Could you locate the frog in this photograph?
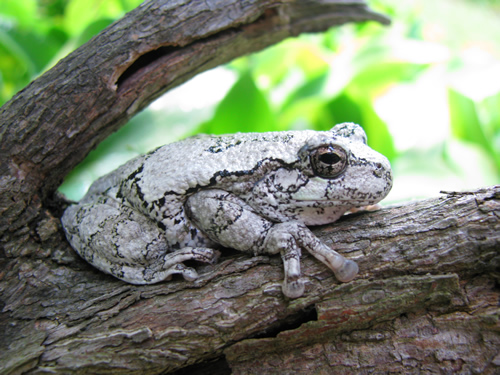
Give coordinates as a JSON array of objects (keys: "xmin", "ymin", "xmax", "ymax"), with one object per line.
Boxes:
[{"xmin": 61, "ymin": 122, "xmax": 393, "ymax": 298}]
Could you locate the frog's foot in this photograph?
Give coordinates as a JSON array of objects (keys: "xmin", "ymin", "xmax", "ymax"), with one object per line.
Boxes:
[
  {"xmin": 333, "ymin": 259, "xmax": 358, "ymax": 282},
  {"xmin": 282, "ymin": 247, "xmax": 305, "ymax": 299},
  {"xmin": 267, "ymin": 222, "xmax": 359, "ymax": 287},
  {"xmin": 141, "ymin": 247, "xmax": 219, "ymax": 284},
  {"xmin": 266, "ymin": 224, "xmax": 305, "ymax": 298},
  {"xmin": 147, "ymin": 263, "xmax": 199, "ymax": 282},
  {"xmin": 164, "ymin": 247, "xmax": 219, "ymax": 266}
]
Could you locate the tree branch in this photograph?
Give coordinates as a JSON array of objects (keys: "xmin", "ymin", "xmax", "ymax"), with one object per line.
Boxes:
[{"xmin": 1, "ymin": 186, "xmax": 498, "ymax": 374}]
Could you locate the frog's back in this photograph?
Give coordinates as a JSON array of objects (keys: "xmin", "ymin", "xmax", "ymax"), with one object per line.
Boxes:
[
  {"xmin": 145, "ymin": 132, "xmax": 307, "ymax": 190},
  {"xmin": 84, "ymin": 130, "xmax": 316, "ymax": 204}
]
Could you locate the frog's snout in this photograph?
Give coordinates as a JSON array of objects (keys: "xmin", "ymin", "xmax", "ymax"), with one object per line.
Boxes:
[
  {"xmin": 334, "ymin": 259, "xmax": 359, "ymax": 283},
  {"xmin": 371, "ymin": 157, "xmax": 393, "ymax": 193}
]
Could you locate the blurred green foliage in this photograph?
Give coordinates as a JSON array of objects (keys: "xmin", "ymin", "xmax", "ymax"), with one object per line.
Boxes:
[
  {"xmin": 1, "ymin": 0, "xmax": 499, "ymax": 201},
  {"xmin": 0, "ymin": 0, "xmax": 142, "ymax": 104}
]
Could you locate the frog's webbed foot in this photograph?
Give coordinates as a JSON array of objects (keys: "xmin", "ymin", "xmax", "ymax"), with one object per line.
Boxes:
[
  {"xmin": 143, "ymin": 246, "xmax": 219, "ymax": 284},
  {"xmin": 110, "ymin": 247, "xmax": 220, "ymax": 284},
  {"xmin": 146, "ymin": 263, "xmax": 199, "ymax": 283},
  {"xmin": 146, "ymin": 247, "xmax": 220, "ymax": 283},
  {"xmin": 293, "ymin": 223, "xmax": 359, "ymax": 283}
]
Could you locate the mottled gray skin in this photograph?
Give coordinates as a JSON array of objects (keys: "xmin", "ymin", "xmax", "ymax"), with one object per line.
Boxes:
[{"xmin": 62, "ymin": 123, "xmax": 392, "ymax": 298}]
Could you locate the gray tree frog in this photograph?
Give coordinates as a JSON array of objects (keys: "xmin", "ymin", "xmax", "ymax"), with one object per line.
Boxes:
[{"xmin": 62, "ymin": 123, "xmax": 392, "ymax": 298}]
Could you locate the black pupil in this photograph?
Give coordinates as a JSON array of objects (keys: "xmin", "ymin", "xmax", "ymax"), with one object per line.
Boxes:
[{"xmin": 319, "ymin": 152, "xmax": 340, "ymax": 165}]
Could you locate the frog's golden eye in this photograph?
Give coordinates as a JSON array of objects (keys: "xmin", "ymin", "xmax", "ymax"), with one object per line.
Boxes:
[{"xmin": 310, "ymin": 145, "xmax": 348, "ymax": 178}]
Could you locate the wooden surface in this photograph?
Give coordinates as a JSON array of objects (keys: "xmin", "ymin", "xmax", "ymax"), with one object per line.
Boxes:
[
  {"xmin": 1, "ymin": 186, "xmax": 498, "ymax": 374},
  {"xmin": 1, "ymin": 0, "xmax": 498, "ymax": 374}
]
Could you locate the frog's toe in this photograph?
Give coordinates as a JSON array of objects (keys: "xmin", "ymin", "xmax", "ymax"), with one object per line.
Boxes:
[
  {"xmin": 334, "ymin": 259, "xmax": 359, "ymax": 282},
  {"xmin": 283, "ymin": 278, "xmax": 305, "ymax": 299},
  {"xmin": 176, "ymin": 264, "xmax": 199, "ymax": 281},
  {"xmin": 161, "ymin": 263, "xmax": 198, "ymax": 281},
  {"xmin": 140, "ymin": 262, "xmax": 199, "ymax": 284}
]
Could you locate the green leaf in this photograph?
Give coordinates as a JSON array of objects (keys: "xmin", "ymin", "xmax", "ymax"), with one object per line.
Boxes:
[
  {"xmin": 63, "ymin": 0, "xmax": 140, "ymax": 37},
  {"xmin": 443, "ymin": 139, "xmax": 499, "ymax": 184},
  {"xmin": 359, "ymin": 97, "xmax": 396, "ymax": 161},
  {"xmin": 75, "ymin": 18, "xmax": 114, "ymax": 46},
  {"xmin": 278, "ymin": 97, "xmax": 330, "ymax": 131},
  {"xmin": 1, "ymin": 27, "xmax": 64, "ymax": 72},
  {"xmin": 324, "ymin": 93, "xmax": 363, "ymax": 125},
  {"xmin": 281, "ymin": 73, "xmax": 329, "ymax": 108},
  {"xmin": 0, "ymin": 27, "xmax": 35, "ymax": 75},
  {"xmin": 196, "ymin": 73, "xmax": 277, "ymax": 134},
  {"xmin": 245, "ymin": 38, "xmax": 329, "ymax": 89},
  {"xmin": 349, "ymin": 61, "xmax": 426, "ymax": 98},
  {"xmin": 324, "ymin": 92, "xmax": 396, "ymax": 160},
  {"xmin": 0, "ymin": 0, "xmax": 37, "ymax": 30},
  {"xmin": 64, "ymin": 0, "xmax": 102, "ymax": 36},
  {"xmin": 447, "ymin": 88, "xmax": 499, "ymax": 169}
]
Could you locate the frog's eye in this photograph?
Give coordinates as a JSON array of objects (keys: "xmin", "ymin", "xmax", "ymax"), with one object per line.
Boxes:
[{"xmin": 310, "ymin": 145, "xmax": 348, "ymax": 178}]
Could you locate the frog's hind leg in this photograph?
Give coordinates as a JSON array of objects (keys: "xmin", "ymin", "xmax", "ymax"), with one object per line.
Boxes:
[{"xmin": 61, "ymin": 197, "xmax": 218, "ymax": 285}]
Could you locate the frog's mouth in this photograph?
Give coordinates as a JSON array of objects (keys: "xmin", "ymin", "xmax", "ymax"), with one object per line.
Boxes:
[
  {"xmin": 291, "ymin": 179, "xmax": 392, "ymax": 206},
  {"xmin": 288, "ymin": 197, "xmax": 384, "ymax": 208}
]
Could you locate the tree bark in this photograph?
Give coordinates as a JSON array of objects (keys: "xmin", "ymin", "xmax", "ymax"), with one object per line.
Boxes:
[
  {"xmin": 225, "ymin": 186, "xmax": 500, "ymax": 374},
  {"xmin": 0, "ymin": 0, "xmax": 498, "ymax": 374}
]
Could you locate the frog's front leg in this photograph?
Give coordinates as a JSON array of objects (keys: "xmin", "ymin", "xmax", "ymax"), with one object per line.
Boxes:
[
  {"xmin": 261, "ymin": 222, "xmax": 358, "ymax": 297},
  {"xmin": 61, "ymin": 196, "xmax": 218, "ymax": 284},
  {"xmin": 185, "ymin": 190, "xmax": 358, "ymax": 298},
  {"xmin": 270, "ymin": 222, "xmax": 359, "ymax": 283}
]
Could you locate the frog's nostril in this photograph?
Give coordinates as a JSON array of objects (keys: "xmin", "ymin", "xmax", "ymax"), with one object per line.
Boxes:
[{"xmin": 373, "ymin": 163, "xmax": 384, "ymax": 177}]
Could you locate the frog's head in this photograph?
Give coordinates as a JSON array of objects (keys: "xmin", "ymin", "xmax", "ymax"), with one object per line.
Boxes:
[
  {"xmin": 247, "ymin": 123, "xmax": 392, "ymax": 225},
  {"xmin": 294, "ymin": 122, "xmax": 393, "ymax": 208}
]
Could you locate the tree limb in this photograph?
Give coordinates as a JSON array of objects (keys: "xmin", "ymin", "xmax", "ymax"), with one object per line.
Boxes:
[{"xmin": 1, "ymin": 186, "xmax": 498, "ymax": 374}]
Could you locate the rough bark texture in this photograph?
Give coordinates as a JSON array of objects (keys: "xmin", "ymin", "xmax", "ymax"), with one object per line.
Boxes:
[
  {"xmin": 2, "ymin": 186, "xmax": 499, "ymax": 374},
  {"xmin": 0, "ymin": 0, "xmax": 498, "ymax": 374}
]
